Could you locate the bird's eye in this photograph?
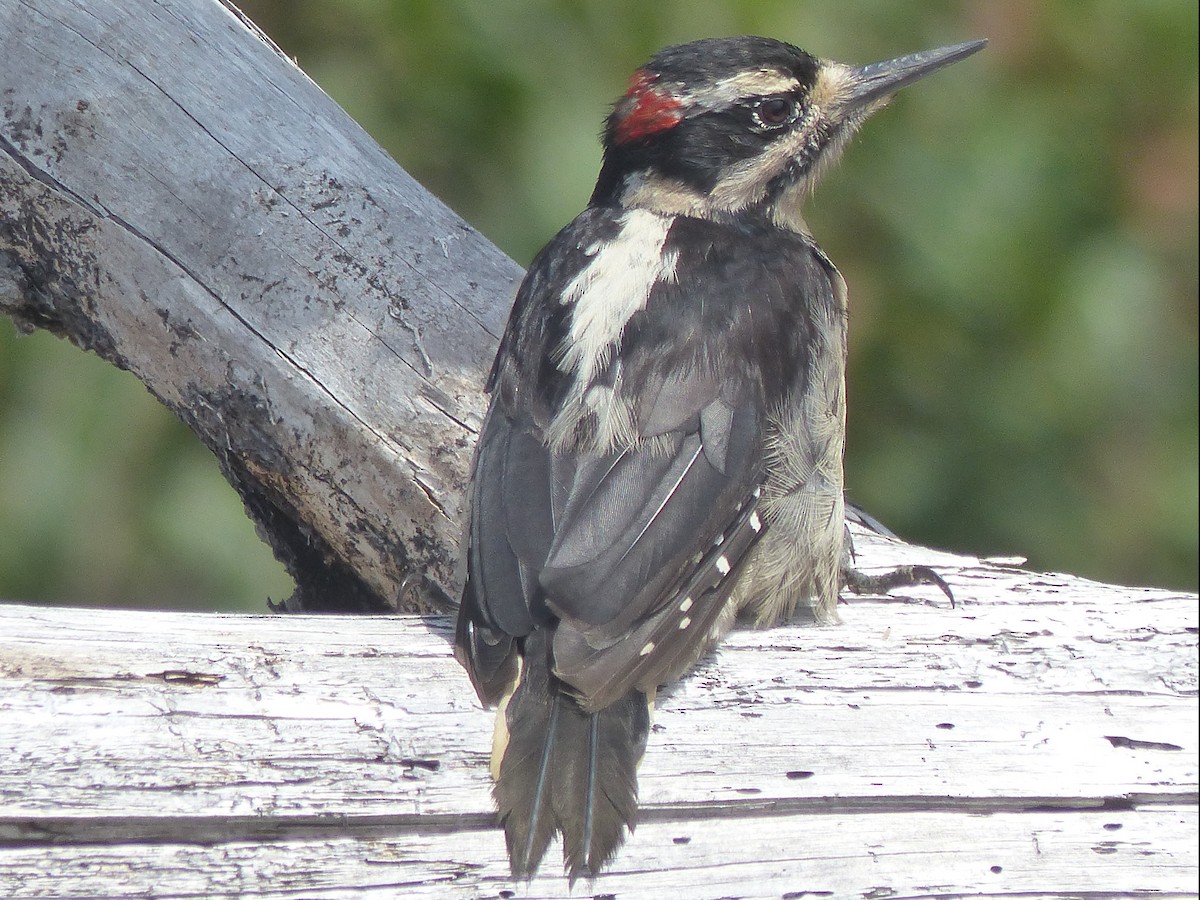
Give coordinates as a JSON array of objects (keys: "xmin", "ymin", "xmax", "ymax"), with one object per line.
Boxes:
[{"xmin": 753, "ymin": 96, "xmax": 796, "ymax": 129}]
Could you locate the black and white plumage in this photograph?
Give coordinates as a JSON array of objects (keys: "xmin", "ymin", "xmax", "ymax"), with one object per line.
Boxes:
[{"xmin": 455, "ymin": 35, "xmax": 985, "ymax": 881}]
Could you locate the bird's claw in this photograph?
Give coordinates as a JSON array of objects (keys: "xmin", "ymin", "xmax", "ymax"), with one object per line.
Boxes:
[{"xmin": 841, "ymin": 564, "xmax": 955, "ymax": 608}]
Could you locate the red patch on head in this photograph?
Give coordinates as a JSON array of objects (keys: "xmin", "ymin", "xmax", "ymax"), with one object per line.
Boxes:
[{"xmin": 614, "ymin": 69, "xmax": 684, "ymax": 144}]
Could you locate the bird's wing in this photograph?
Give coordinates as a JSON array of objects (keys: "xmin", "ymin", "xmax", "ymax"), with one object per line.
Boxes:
[
  {"xmin": 458, "ymin": 210, "xmax": 825, "ymax": 711},
  {"xmin": 541, "ymin": 369, "xmax": 766, "ymax": 711},
  {"xmin": 456, "ymin": 211, "xmax": 621, "ymax": 705},
  {"xmin": 461, "ymin": 364, "xmax": 764, "ymax": 713}
]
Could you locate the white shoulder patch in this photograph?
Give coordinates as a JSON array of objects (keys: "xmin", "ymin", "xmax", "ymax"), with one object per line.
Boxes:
[{"xmin": 558, "ymin": 208, "xmax": 675, "ymax": 386}]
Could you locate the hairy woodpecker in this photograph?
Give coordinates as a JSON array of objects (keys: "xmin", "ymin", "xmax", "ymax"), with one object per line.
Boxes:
[{"xmin": 455, "ymin": 35, "xmax": 985, "ymax": 880}]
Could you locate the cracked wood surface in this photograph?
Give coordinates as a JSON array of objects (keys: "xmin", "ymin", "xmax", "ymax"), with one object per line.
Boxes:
[
  {"xmin": 1, "ymin": 2, "xmax": 1197, "ymax": 896},
  {"xmin": 0, "ymin": 0, "xmax": 522, "ymax": 612},
  {"xmin": 1, "ymin": 529, "xmax": 1196, "ymax": 898}
]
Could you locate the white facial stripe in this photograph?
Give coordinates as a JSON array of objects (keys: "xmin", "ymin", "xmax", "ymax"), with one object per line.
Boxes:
[
  {"xmin": 559, "ymin": 209, "xmax": 676, "ymax": 386},
  {"xmin": 681, "ymin": 68, "xmax": 800, "ymax": 111},
  {"xmin": 708, "ymin": 104, "xmax": 818, "ymax": 211},
  {"xmin": 697, "ymin": 61, "xmax": 868, "ymax": 219}
]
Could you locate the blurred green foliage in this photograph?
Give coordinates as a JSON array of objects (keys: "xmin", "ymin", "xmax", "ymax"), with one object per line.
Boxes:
[{"xmin": 0, "ymin": 0, "xmax": 1195, "ymax": 610}]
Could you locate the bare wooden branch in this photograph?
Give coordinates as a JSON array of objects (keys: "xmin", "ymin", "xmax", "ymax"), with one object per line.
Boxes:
[
  {"xmin": 1, "ymin": 5, "xmax": 1196, "ymax": 894},
  {"xmin": 1, "ymin": 530, "xmax": 1196, "ymax": 897},
  {"xmin": 0, "ymin": 0, "xmax": 522, "ymax": 611}
]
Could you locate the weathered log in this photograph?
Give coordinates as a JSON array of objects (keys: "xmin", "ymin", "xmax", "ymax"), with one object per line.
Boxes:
[
  {"xmin": 2, "ymin": 5, "xmax": 1197, "ymax": 894},
  {"xmin": 1, "ymin": 529, "xmax": 1195, "ymax": 897},
  {"xmin": 0, "ymin": 0, "xmax": 522, "ymax": 612}
]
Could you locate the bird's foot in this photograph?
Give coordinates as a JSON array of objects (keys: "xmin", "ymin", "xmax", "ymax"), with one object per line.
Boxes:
[{"xmin": 841, "ymin": 564, "xmax": 955, "ymax": 608}]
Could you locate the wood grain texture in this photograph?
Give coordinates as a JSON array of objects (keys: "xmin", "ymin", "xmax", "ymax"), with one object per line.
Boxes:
[
  {"xmin": 1, "ymin": 1, "xmax": 1196, "ymax": 895},
  {"xmin": 0, "ymin": 0, "xmax": 522, "ymax": 611},
  {"xmin": 2, "ymin": 528, "xmax": 1195, "ymax": 897}
]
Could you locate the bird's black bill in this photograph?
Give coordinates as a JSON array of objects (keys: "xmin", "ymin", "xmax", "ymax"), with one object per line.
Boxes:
[{"xmin": 845, "ymin": 39, "xmax": 987, "ymax": 110}]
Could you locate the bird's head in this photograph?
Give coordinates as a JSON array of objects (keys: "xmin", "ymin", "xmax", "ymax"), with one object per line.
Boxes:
[{"xmin": 591, "ymin": 36, "xmax": 986, "ymax": 231}]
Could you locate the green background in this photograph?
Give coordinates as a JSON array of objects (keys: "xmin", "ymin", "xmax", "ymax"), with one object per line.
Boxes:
[{"xmin": 1, "ymin": 1, "xmax": 1195, "ymax": 610}]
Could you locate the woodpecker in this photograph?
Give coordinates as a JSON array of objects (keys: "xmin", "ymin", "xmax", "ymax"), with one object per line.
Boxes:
[{"xmin": 455, "ymin": 35, "xmax": 985, "ymax": 880}]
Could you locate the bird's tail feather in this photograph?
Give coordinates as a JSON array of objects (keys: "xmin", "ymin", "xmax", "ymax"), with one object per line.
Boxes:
[{"xmin": 495, "ymin": 630, "xmax": 649, "ymax": 881}]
